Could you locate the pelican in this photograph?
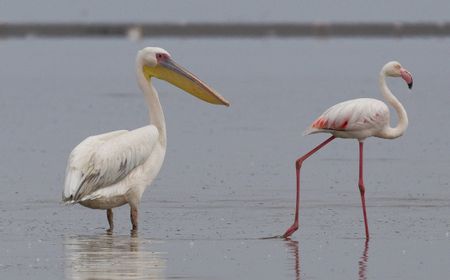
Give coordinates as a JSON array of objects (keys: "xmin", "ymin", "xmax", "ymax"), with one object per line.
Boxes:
[{"xmin": 63, "ymin": 47, "xmax": 229, "ymax": 232}]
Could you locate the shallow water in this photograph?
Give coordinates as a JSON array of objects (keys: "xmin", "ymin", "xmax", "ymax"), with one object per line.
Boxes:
[{"xmin": 1, "ymin": 37, "xmax": 450, "ymax": 279}]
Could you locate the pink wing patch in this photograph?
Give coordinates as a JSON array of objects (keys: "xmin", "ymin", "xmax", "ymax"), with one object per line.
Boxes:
[
  {"xmin": 312, "ymin": 117, "xmax": 328, "ymax": 128},
  {"xmin": 312, "ymin": 117, "xmax": 349, "ymax": 130},
  {"xmin": 306, "ymin": 98, "xmax": 389, "ymax": 135}
]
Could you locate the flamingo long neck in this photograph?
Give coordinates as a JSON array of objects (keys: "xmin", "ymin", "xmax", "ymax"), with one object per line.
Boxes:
[
  {"xmin": 378, "ymin": 71, "xmax": 408, "ymax": 139},
  {"xmin": 137, "ymin": 64, "xmax": 167, "ymax": 147}
]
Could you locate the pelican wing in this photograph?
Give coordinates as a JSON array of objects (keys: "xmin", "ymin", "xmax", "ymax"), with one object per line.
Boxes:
[
  {"xmin": 305, "ymin": 98, "xmax": 389, "ymax": 134},
  {"xmin": 63, "ymin": 126, "xmax": 159, "ymax": 202}
]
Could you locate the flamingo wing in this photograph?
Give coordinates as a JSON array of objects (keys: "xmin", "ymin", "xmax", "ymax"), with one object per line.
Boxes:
[
  {"xmin": 305, "ymin": 98, "xmax": 389, "ymax": 135},
  {"xmin": 63, "ymin": 125, "xmax": 159, "ymax": 202}
]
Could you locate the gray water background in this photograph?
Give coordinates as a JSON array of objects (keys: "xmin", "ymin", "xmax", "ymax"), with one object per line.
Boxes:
[
  {"xmin": 1, "ymin": 36, "xmax": 449, "ymax": 280},
  {"xmin": 1, "ymin": 1, "xmax": 450, "ymax": 279}
]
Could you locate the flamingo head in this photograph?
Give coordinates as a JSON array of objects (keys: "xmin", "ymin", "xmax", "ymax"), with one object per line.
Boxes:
[
  {"xmin": 137, "ymin": 47, "xmax": 230, "ymax": 106},
  {"xmin": 382, "ymin": 61, "xmax": 413, "ymax": 89}
]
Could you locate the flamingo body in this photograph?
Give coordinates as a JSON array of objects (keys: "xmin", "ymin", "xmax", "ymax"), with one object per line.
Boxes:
[{"xmin": 305, "ymin": 98, "xmax": 390, "ymax": 140}]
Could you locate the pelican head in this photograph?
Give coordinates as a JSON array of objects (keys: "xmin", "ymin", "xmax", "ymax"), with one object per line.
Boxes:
[
  {"xmin": 137, "ymin": 47, "xmax": 230, "ymax": 106},
  {"xmin": 382, "ymin": 61, "xmax": 413, "ymax": 89}
]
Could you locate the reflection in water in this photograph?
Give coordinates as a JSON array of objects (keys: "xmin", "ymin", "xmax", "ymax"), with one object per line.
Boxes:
[
  {"xmin": 64, "ymin": 233, "xmax": 166, "ymax": 280},
  {"xmin": 285, "ymin": 239, "xmax": 301, "ymax": 280},
  {"xmin": 358, "ymin": 240, "xmax": 369, "ymax": 280},
  {"xmin": 284, "ymin": 239, "xmax": 368, "ymax": 280}
]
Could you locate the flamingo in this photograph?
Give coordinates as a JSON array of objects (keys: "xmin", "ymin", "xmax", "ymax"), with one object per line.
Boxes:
[
  {"xmin": 62, "ymin": 47, "xmax": 229, "ymax": 232},
  {"xmin": 283, "ymin": 61, "xmax": 413, "ymax": 239}
]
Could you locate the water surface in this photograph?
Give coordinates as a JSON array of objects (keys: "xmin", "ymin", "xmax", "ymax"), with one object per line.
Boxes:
[{"xmin": 0, "ymin": 37, "xmax": 450, "ymax": 279}]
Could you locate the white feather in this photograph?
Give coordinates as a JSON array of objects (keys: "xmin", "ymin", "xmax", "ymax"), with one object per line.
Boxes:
[
  {"xmin": 63, "ymin": 126, "xmax": 159, "ymax": 202},
  {"xmin": 304, "ymin": 98, "xmax": 390, "ymax": 139}
]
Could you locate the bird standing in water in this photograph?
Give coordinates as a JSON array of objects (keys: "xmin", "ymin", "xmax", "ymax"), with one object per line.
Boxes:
[
  {"xmin": 63, "ymin": 47, "xmax": 229, "ymax": 232},
  {"xmin": 283, "ymin": 61, "xmax": 413, "ymax": 239}
]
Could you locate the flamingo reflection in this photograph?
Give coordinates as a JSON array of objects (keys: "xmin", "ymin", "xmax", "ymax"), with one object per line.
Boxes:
[
  {"xmin": 358, "ymin": 240, "xmax": 369, "ymax": 280},
  {"xmin": 285, "ymin": 239, "xmax": 301, "ymax": 280}
]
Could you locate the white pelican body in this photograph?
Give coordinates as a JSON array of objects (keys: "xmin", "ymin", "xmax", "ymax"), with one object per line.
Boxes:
[
  {"xmin": 66, "ymin": 126, "xmax": 163, "ymax": 210},
  {"xmin": 283, "ymin": 61, "xmax": 413, "ymax": 239},
  {"xmin": 63, "ymin": 47, "xmax": 229, "ymax": 231}
]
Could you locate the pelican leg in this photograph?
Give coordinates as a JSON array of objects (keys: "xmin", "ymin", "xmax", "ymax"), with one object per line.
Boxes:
[
  {"xmin": 130, "ymin": 206, "xmax": 138, "ymax": 231},
  {"xmin": 107, "ymin": 209, "xmax": 114, "ymax": 232},
  {"xmin": 283, "ymin": 136, "xmax": 335, "ymax": 238},
  {"xmin": 358, "ymin": 141, "xmax": 370, "ymax": 240}
]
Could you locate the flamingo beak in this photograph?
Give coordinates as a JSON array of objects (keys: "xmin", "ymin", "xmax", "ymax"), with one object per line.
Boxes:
[
  {"xmin": 400, "ymin": 68, "xmax": 413, "ymax": 90},
  {"xmin": 143, "ymin": 58, "xmax": 230, "ymax": 106}
]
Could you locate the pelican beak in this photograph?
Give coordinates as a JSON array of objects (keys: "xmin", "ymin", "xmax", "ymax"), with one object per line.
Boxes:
[
  {"xmin": 400, "ymin": 68, "xmax": 413, "ymax": 90},
  {"xmin": 143, "ymin": 58, "xmax": 230, "ymax": 106}
]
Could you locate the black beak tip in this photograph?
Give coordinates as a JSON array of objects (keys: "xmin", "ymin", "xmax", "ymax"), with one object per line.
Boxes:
[{"xmin": 408, "ymin": 82, "xmax": 413, "ymax": 89}]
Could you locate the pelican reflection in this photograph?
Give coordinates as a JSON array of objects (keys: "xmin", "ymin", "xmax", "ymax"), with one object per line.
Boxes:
[{"xmin": 64, "ymin": 233, "xmax": 165, "ymax": 280}]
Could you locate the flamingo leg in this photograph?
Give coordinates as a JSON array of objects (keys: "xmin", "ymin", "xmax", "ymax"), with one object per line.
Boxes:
[
  {"xmin": 283, "ymin": 136, "xmax": 335, "ymax": 238},
  {"xmin": 358, "ymin": 141, "xmax": 370, "ymax": 240},
  {"xmin": 107, "ymin": 209, "xmax": 114, "ymax": 232}
]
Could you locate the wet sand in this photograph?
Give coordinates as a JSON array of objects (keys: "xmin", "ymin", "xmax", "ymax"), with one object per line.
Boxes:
[{"xmin": 1, "ymin": 38, "xmax": 450, "ymax": 279}]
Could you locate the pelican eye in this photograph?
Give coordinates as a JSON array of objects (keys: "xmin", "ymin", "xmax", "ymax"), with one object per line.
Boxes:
[{"xmin": 156, "ymin": 53, "xmax": 168, "ymax": 61}]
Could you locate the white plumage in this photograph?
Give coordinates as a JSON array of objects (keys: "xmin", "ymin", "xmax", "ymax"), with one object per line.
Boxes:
[
  {"xmin": 62, "ymin": 47, "xmax": 229, "ymax": 231},
  {"xmin": 282, "ymin": 61, "xmax": 413, "ymax": 239},
  {"xmin": 305, "ymin": 98, "xmax": 390, "ymax": 139},
  {"xmin": 302, "ymin": 61, "xmax": 413, "ymax": 141},
  {"xmin": 64, "ymin": 126, "xmax": 159, "ymax": 204}
]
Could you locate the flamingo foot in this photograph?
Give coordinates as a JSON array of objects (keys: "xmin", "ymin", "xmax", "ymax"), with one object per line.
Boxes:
[{"xmin": 283, "ymin": 222, "xmax": 298, "ymax": 238}]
